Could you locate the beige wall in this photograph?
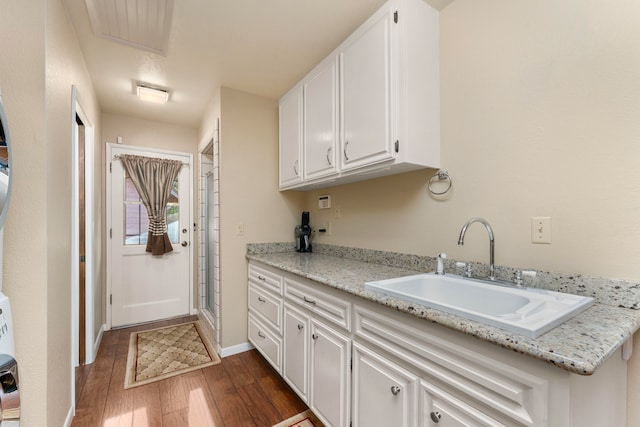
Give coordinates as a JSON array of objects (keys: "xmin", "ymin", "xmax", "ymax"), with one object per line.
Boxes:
[
  {"xmin": 302, "ymin": 0, "xmax": 640, "ymax": 423},
  {"xmin": 0, "ymin": 2, "xmax": 47, "ymax": 426},
  {"xmin": 1, "ymin": 0, "xmax": 102, "ymax": 425},
  {"xmin": 203, "ymin": 87, "xmax": 303, "ymax": 349},
  {"xmin": 307, "ymin": 0, "xmax": 640, "ymax": 282}
]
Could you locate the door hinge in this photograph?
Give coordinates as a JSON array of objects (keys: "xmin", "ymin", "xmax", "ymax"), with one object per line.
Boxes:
[
  {"xmin": 395, "ymin": 140, "xmax": 399, "ymax": 153},
  {"xmin": 350, "ymin": 358, "xmax": 353, "ymax": 371},
  {"xmin": 110, "ymin": 162, "xmax": 112, "ymax": 173},
  {"xmin": 110, "ymin": 228, "xmax": 112, "ymax": 239},
  {"xmin": 110, "ymin": 294, "xmax": 112, "ymax": 305},
  {"xmin": 394, "ymin": 10, "xmax": 398, "ymax": 23}
]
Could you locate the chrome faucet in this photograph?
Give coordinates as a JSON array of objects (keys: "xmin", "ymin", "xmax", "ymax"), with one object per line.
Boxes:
[{"xmin": 457, "ymin": 217, "xmax": 495, "ymax": 281}]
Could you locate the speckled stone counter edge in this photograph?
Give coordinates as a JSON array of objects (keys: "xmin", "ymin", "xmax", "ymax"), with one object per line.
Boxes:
[
  {"xmin": 247, "ymin": 242, "xmax": 640, "ymax": 309},
  {"xmin": 246, "ymin": 242, "xmax": 640, "ymax": 375}
]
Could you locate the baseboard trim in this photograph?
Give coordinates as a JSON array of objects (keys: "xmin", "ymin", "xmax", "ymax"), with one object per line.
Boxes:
[
  {"xmin": 90, "ymin": 324, "xmax": 106, "ymax": 364},
  {"xmin": 220, "ymin": 341, "xmax": 254, "ymax": 358},
  {"xmin": 63, "ymin": 405, "xmax": 74, "ymax": 427}
]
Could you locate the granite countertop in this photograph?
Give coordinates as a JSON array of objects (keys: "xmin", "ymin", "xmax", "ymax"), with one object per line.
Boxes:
[{"xmin": 246, "ymin": 245, "xmax": 640, "ymax": 376}]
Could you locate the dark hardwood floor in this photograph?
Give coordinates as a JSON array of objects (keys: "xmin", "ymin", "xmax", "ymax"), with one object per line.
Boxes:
[{"xmin": 72, "ymin": 316, "xmax": 308, "ymax": 427}]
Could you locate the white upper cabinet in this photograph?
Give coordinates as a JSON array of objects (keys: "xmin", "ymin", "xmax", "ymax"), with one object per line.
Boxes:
[
  {"xmin": 340, "ymin": 6, "xmax": 394, "ymax": 171},
  {"xmin": 279, "ymin": 0, "xmax": 440, "ymax": 191},
  {"xmin": 303, "ymin": 56, "xmax": 339, "ymax": 181},
  {"xmin": 279, "ymin": 85, "xmax": 303, "ymax": 189}
]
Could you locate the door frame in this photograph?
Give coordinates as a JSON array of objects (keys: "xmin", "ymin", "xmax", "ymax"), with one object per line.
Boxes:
[
  {"xmin": 105, "ymin": 143, "xmax": 194, "ymax": 329},
  {"xmin": 71, "ymin": 86, "xmax": 96, "ymax": 409}
]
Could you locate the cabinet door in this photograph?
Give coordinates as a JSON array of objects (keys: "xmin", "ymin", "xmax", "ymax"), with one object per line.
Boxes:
[
  {"xmin": 352, "ymin": 343, "xmax": 418, "ymax": 427},
  {"xmin": 279, "ymin": 85, "xmax": 303, "ymax": 188},
  {"xmin": 340, "ymin": 5, "xmax": 395, "ymax": 171},
  {"xmin": 283, "ymin": 304, "xmax": 309, "ymax": 402},
  {"xmin": 420, "ymin": 380, "xmax": 505, "ymax": 427},
  {"xmin": 310, "ymin": 320, "xmax": 351, "ymax": 427},
  {"xmin": 304, "ymin": 57, "xmax": 338, "ymax": 181}
]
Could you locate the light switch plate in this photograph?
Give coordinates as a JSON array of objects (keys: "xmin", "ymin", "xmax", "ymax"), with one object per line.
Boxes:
[{"xmin": 531, "ymin": 217, "xmax": 551, "ymax": 244}]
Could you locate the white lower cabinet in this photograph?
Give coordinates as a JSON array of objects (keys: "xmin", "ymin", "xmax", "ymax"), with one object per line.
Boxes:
[
  {"xmin": 283, "ymin": 304, "xmax": 309, "ymax": 400},
  {"xmin": 248, "ymin": 261, "xmax": 627, "ymax": 427},
  {"xmin": 309, "ymin": 319, "xmax": 351, "ymax": 427},
  {"xmin": 352, "ymin": 343, "xmax": 418, "ymax": 427}
]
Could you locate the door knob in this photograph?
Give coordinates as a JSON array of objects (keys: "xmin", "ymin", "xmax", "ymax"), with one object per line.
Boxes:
[
  {"xmin": 181, "ymin": 241, "xmax": 188, "ymax": 247},
  {"xmin": 390, "ymin": 385, "xmax": 401, "ymax": 395}
]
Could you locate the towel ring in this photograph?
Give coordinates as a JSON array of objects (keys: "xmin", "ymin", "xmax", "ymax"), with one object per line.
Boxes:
[{"xmin": 428, "ymin": 170, "xmax": 452, "ymax": 195}]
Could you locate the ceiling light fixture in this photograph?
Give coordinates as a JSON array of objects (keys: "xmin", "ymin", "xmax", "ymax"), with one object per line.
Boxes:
[{"xmin": 136, "ymin": 85, "xmax": 170, "ymax": 104}]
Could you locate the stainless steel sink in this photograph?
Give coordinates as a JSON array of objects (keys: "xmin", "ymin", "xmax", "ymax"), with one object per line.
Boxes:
[{"xmin": 365, "ymin": 273, "xmax": 594, "ymax": 338}]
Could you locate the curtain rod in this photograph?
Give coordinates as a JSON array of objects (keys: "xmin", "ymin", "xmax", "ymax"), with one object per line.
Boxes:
[{"xmin": 112, "ymin": 154, "xmax": 189, "ymax": 165}]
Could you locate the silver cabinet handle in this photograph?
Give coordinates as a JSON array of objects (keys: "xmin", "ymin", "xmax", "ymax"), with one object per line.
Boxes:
[
  {"xmin": 257, "ymin": 296, "xmax": 266, "ymax": 303},
  {"xmin": 0, "ymin": 354, "xmax": 19, "ymax": 423},
  {"xmin": 257, "ymin": 275, "xmax": 266, "ymax": 281},
  {"xmin": 390, "ymin": 385, "xmax": 401, "ymax": 396},
  {"xmin": 257, "ymin": 331, "xmax": 266, "ymax": 339},
  {"xmin": 326, "ymin": 147, "xmax": 333, "ymax": 165},
  {"xmin": 430, "ymin": 411, "xmax": 442, "ymax": 423},
  {"xmin": 297, "ymin": 323, "xmax": 304, "ymax": 330},
  {"xmin": 303, "ymin": 296, "xmax": 316, "ymax": 305},
  {"xmin": 343, "ymin": 140, "xmax": 350, "ymax": 161},
  {"xmin": 293, "ymin": 159, "xmax": 299, "ymax": 176},
  {"xmin": 312, "ymin": 333, "xmax": 319, "ymax": 340}
]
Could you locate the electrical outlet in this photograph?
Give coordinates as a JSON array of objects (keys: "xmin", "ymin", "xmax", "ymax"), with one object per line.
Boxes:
[{"xmin": 531, "ymin": 217, "xmax": 551, "ymax": 244}]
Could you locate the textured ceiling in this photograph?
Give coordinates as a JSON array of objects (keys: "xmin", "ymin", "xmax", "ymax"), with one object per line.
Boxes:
[{"xmin": 63, "ymin": 0, "xmax": 455, "ymax": 128}]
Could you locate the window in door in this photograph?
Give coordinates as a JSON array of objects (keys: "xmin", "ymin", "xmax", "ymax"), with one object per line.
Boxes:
[{"xmin": 123, "ymin": 172, "xmax": 180, "ymax": 245}]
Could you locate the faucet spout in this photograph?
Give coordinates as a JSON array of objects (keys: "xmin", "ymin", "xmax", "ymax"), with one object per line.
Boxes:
[{"xmin": 457, "ymin": 217, "xmax": 495, "ymax": 281}]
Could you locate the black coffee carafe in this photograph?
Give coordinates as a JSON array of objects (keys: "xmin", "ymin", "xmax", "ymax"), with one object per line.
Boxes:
[{"xmin": 295, "ymin": 211, "xmax": 312, "ymax": 252}]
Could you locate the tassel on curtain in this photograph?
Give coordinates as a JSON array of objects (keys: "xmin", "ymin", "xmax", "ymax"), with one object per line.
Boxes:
[{"xmin": 119, "ymin": 154, "xmax": 183, "ymax": 255}]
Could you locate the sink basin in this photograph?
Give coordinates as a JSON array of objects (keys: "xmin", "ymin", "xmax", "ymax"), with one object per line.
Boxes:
[{"xmin": 365, "ymin": 273, "xmax": 594, "ymax": 338}]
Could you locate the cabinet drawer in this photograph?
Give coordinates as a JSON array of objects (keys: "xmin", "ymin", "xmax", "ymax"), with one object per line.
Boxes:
[
  {"xmin": 249, "ymin": 314, "xmax": 282, "ymax": 373},
  {"xmin": 249, "ymin": 284, "xmax": 282, "ymax": 333},
  {"xmin": 285, "ymin": 277, "xmax": 351, "ymax": 332},
  {"xmin": 248, "ymin": 262, "xmax": 283, "ymax": 294}
]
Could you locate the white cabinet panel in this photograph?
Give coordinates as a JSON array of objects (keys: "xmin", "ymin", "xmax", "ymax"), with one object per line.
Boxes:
[
  {"xmin": 283, "ymin": 304, "xmax": 310, "ymax": 401},
  {"xmin": 248, "ymin": 314, "xmax": 282, "ymax": 373},
  {"xmin": 304, "ymin": 56, "xmax": 339, "ymax": 180},
  {"xmin": 340, "ymin": 6, "xmax": 394, "ymax": 171},
  {"xmin": 279, "ymin": 85, "xmax": 303, "ymax": 189},
  {"xmin": 353, "ymin": 343, "xmax": 418, "ymax": 427},
  {"xmin": 248, "ymin": 284, "xmax": 282, "ymax": 333},
  {"xmin": 310, "ymin": 320, "xmax": 351, "ymax": 427}
]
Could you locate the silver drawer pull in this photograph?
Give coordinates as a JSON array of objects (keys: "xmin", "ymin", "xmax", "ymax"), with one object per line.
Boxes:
[
  {"xmin": 257, "ymin": 331, "xmax": 266, "ymax": 339},
  {"xmin": 257, "ymin": 296, "xmax": 266, "ymax": 303},
  {"xmin": 303, "ymin": 296, "xmax": 316, "ymax": 305},
  {"xmin": 297, "ymin": 323, "xmax": 304, "ymax": 330},
  {"xmin": 257, "ymin": 275, "xmax": 266, "ymax": 281},
  {"xmin": 430, "ymin": 411, "xmax": 442, "ymax": 423},
  {"xmin": 312, "ymin": 333, "xmax": 319, "ymax": 340},
  {"xmin": 390, "ymin": 385, "xmax": 401, "ymax": 396}
]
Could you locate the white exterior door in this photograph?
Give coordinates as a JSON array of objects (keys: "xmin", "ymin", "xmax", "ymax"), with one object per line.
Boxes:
[{"xmin": 107, "ymin": 144, "xmax": 192, "ymax": 328}]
